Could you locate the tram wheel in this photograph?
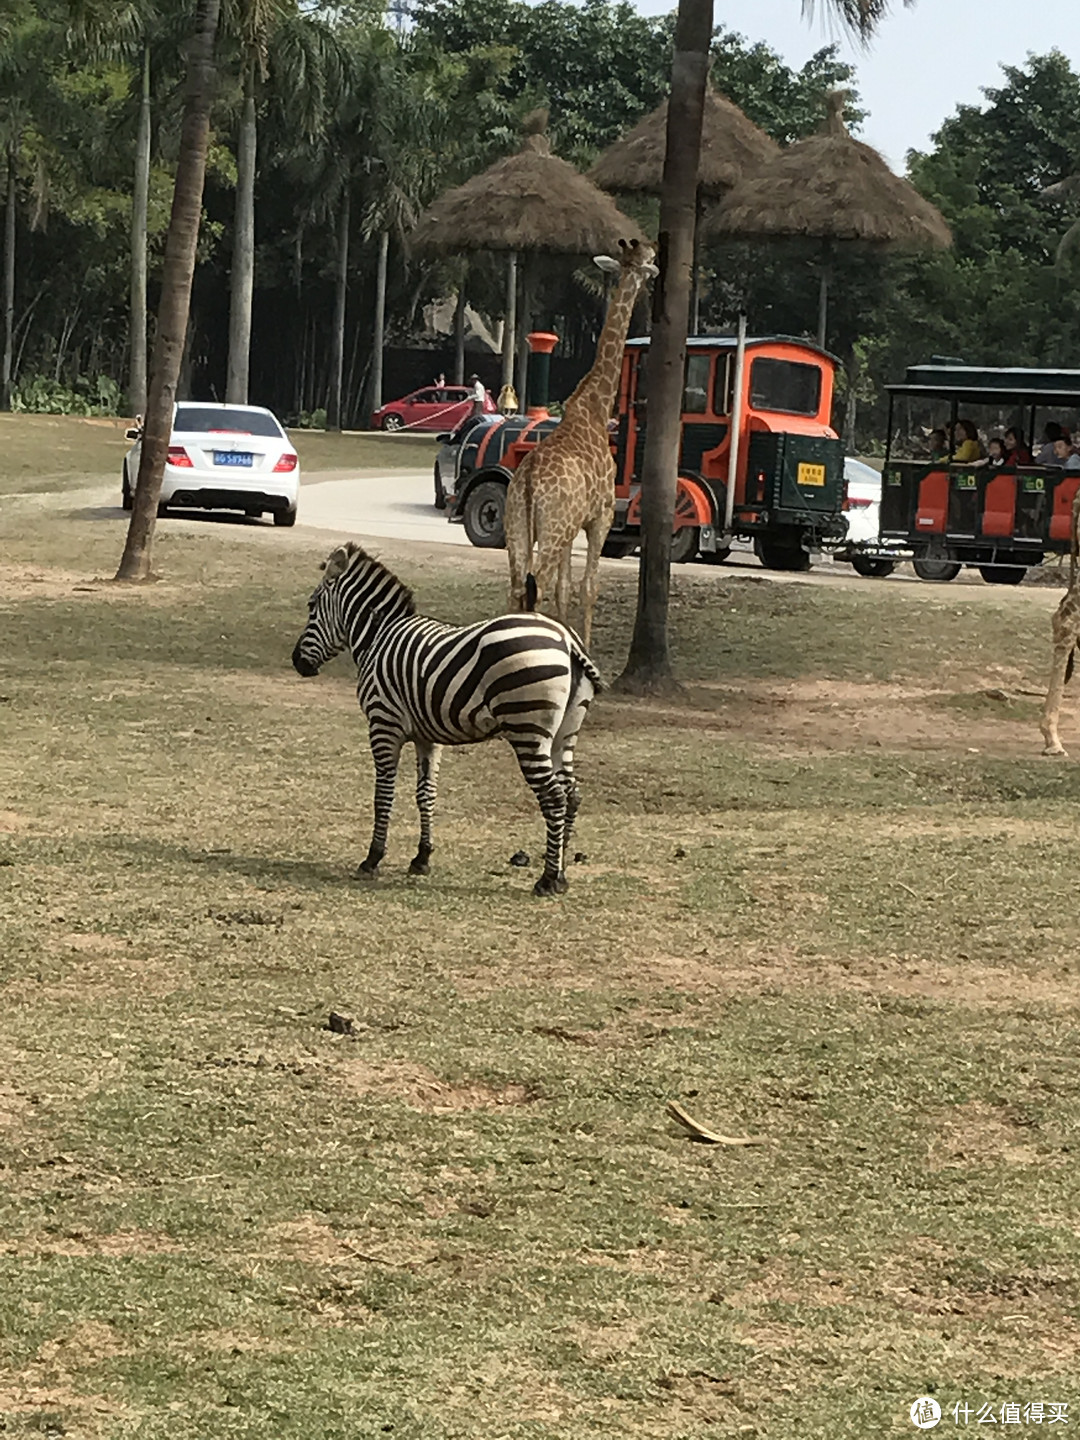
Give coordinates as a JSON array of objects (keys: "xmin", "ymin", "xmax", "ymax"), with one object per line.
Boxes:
[
  {"xmin": 913, "ymin": 558, "xmax": 961, "ymax": 583},
  {"xmin": 851, "ymin": 556, "xmax": 896, "ymax": 578},
  {"xmin": 978, "ymin": 564, "xmax": 1026, "ymax": 586}
]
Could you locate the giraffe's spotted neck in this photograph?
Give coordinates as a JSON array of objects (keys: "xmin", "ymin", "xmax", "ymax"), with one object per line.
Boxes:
[{"xmin": 564, "ymin": 264, "xmax": 648, "ymax": 424}]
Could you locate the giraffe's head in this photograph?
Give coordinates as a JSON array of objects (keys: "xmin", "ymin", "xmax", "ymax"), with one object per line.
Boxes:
[{"xmin": 594, "ymin": 238, "xmax": 658, "ymax": 281}]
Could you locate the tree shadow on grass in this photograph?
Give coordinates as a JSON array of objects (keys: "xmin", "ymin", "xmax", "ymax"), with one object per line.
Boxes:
[{"xmin": 68, "ymin": 503, "xmax": 269, "ymax": 527}]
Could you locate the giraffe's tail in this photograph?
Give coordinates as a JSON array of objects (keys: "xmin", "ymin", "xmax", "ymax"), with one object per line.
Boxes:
[{"xmin": 525, "ymin": 573, "xmax": 538, "ymax": 610}]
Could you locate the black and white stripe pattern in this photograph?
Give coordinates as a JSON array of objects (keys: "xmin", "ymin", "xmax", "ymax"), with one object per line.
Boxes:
[{"xmin": 292, "ymin": 542, "xmax": 602, "ymax": 895}]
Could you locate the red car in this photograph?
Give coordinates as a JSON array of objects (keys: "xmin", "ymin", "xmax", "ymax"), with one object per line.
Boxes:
[{"xmin": 371, "ymin": 384, "xmax": 495, "ymax": 433}]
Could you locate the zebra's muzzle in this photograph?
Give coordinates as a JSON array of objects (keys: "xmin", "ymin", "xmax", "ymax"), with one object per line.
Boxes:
[{"xmin": 292, "ymin": 642, "xmax": 321, "ymax": 677}]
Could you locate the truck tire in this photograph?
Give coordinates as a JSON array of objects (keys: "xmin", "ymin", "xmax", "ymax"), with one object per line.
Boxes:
[
  {"xmin": 754, "ymin": 534, "xmax": 810, "ymax": 572},
  {"xmin": 978, "ymin": 564, "xmax": 1026, "ymax": 585},
  {"xmin": 462, "ymin": 480, "xmax": 506, "ymax": 548},
  {"xmin": 851, "ymin": 556, "xmax": 896, "ymax": 578},
  {"xmin": 913, "ymin": 558, "xmax": 961, "ymax": 582},
  {"xmin": 121, "ymin": 467, "xmax": 133, "ymax": 511},
  {"xmin": 671, "ymin": 525, "xmax": 699, "ymax": 564}
]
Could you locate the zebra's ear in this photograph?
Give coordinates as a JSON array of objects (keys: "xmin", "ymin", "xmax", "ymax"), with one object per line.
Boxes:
[{"xmin": 321, "ymin": 543, "xmax": 356, "ymax": 581}]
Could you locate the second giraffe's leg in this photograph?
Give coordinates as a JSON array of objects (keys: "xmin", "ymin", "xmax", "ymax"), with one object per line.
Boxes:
[
  {"xmin": 358, "ymin": 729, "xmax": 404, "ymax": 878},
  {"xmin": 507, "ymin": 738, "xmax": 568, "ymax": 896},
  {"xmin": 579, "ymin": 512, "xmax": 611, "ymax": 650},
  {"xmin": 408, "ymin": 742, "xmax": 442, "ymax": 875},
  {"xmin": 505, "ymin": 480, "xmax": 530, "ymax": 612},
  {"xmin": 529, "ymin": 544, "xmax": 564, "ymax": 624},
  {"xmin": 1041, "ymin": 604, "xmax": 1079, "ymax": 755}
]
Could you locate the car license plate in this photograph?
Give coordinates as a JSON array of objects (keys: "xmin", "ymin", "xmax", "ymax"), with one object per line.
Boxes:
[
  {"xmin": 798, "ymin": 462, "xmax": 826, "ymax": 487},
  {"xmin": 214, "ymin": 451, "xmax": 253, "ymax": 467}
]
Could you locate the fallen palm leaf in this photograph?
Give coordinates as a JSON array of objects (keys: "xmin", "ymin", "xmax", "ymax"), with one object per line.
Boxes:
[{"xmin": 666, "ymin": 1100, "xmax": 764, "ymax": 1146}]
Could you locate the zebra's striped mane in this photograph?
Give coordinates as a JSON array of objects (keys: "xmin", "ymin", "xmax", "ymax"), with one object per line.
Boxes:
[{"xmin": 320, "ymin": 541, "xmax": 417, "ymax": 617}]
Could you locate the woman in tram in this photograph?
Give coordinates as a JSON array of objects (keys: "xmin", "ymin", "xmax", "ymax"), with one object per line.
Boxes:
[{"xmin": 950, "ymin": 418, "xmax": 983, "ymax": 463}]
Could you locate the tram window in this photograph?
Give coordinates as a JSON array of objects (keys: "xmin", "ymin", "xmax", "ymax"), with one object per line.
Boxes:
[
  {"xmin": 713, "ymin": 355, "xmax": 733, "ymax": 415},
  {"xmin": 682, "ymin": 354, "xmax": 711, "ymax": 414},
  {"xmin": 749, "ymin": 357, "xmax": 822, "ymax": 416}
]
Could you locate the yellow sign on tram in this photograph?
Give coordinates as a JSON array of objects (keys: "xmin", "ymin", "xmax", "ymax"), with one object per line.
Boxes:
[{"xmin": 798, "ymin": 462, "xmax": 826, "ymax": 488}]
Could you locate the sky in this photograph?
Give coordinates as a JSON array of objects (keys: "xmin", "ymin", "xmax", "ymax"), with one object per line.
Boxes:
[{"xmin": 634, "ymin": 0, "xmax": 1080, "ymax": 173}]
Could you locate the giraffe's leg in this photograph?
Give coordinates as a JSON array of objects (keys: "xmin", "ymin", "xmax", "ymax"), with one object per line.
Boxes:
[
  {"xmin": 506, "ymin": 736, "xmax": 568, "ymax": 896},
  {"xmin": 358, "ymin": 730, "xmax": 404, "ymax": 878},
  {"xmin": 1041, "ymin": 603, "xmax": 1080, "ymax": 755},
  {"xmin": 504, "ymin": 481, "xmax": 530, "ymax": 612},
  {"xmin": 579, "ymin": 511, "xmax": 611, "ymax": 650},
  {"xmin": 554, "ymin": 547, "xmax": 573, "ymax": 628},
  {"xmin": 529, "ymin": 541, "xmax": 565, "ymax": 623},
  {"xmin": 408, "ymin": 742, "xmax": 442, "ymax": 875}
]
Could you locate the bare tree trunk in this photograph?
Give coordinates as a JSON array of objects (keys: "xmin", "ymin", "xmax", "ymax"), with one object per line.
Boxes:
[
  {"xmin": 326, "ymin": 185, "xmax": 349, "ymax": 431},
  {"xmin": 1, "ymin": 141, "xmax": 16, "ymax": 412},
  {"xmin": 371, "ymin": 227, "xmax": 388, "ymax": 416},
  {"xmin": 226, "ymin": 61, "xmax": 256, "ymax": 404},
  {"xmin": 514, "ymin": 256, "xmax": 535, "ymax": 413},
  {"xmin": 129, "ymin": 43, "xmax": 151, "ymax": 417},
  {"xmin": 452, "ymin": 279, "xmax": 466, "ymax": 384},
  {"xmin": 115, "ymin": 0, "xmax": 221, "ymax": 583},
  {"xmin": 617, "ymin": 0, "xmax": 711, "ymax": 693},
  {"xmin": 817, "ymin": 269, "xmax": 829, "ymax": 350}
]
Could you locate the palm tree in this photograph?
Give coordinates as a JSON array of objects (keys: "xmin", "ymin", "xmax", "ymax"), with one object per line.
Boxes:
[
  {"xmin": 115, "ymin": 0, "xmax": 222, "ymax": 582},
  {"xmin": 618, "ymin": 0, "xmax": 897, "ymax": 690},
  {"xmin": 222, "ymin": 0, "xmax": 344, "ymax": 405}
]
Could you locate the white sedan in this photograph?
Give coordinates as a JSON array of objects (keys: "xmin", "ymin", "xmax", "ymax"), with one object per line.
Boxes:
[
  {"xmin": 831, "ymin": 456, "xmax": 902, "ymax": 577},
  {"xmin": 122, "ymin": 402, "xmax": 300, "ymax": 526}
]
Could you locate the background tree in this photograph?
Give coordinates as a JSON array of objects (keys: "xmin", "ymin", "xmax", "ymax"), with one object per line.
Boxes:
[{"xmin": 116, "ymin": 0, "xmax": 221, "ymax": 582}]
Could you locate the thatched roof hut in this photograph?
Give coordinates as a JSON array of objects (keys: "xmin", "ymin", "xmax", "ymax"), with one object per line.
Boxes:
[
  {"xmin": 588, "ymin": 88, "xmax": 779, "ymax": 199},
  {"xmin": 709, "ymin": 92, "xmax": 951, "ymax": 250},
  {"xmin": 410, "ymin": 112, "xmax": 645, "ymax": 256}
]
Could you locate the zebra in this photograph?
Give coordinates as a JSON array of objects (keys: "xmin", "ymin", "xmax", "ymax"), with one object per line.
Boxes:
[{"xmin": 291, "ymin": 542, "xmax": 603, "ymax": 896}]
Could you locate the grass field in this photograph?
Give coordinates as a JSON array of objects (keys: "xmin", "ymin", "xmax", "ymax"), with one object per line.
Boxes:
[
  {"xmin": 2, "ymin": 422, "xmax": 1080, "ymax": 1438},
  {"xmin": 0, "ymin": 413, "xmax": 435, "ymax": 497}
]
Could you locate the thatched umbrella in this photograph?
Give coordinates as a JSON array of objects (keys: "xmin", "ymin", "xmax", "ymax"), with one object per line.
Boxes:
[
  {"xmin": 709, "ymin": 92, "xmax": 951, "ymax": 346},
  {"xmin": 589, "ymin": 88, "xmax": 779, "ymax": 329},
  {"xmin": 411, "ymin": 112, "xmax": 645, "ymax": 400},
  {"xmin": 590, "ymin": 87, "xmax": 778, "ymax": 198}
]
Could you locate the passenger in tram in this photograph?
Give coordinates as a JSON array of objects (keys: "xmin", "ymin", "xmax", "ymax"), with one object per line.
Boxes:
[
  {"xmin": 983, "ymin": 436, "xmax": 1008, "ymax": 468},
  {"xmin": 1003, "ymin": 426, "xmax": 1033, "ymax": 466},
  {"xmin": 927, "ymin": 427, "xmax": 949, "ymax": 462},
  {"xmin": 950, "ymin": 418, "xmax": 983, "ymax": 463},
  {"xmin": 1035, "ymin": 422, "xmax": 1066, "ymax": 466},
  {"xmin": 1050, "ymin": 437, "xmax": 1080, "ymax": 471}
]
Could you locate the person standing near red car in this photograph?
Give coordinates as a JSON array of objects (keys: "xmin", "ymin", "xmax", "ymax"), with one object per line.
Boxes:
[{"xmin": 469, "ymin": 374, "xmax": 487, "ymax": 418}]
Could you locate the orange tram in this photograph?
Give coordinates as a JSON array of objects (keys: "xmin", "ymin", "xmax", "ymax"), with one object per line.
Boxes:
[
  {"xmin": 882, "ymin": 362, "xmax": 1080, "ymax": 583},
  {"xmin": 440, "ymin": 334, "xmax": 847, "ymax": 571}
]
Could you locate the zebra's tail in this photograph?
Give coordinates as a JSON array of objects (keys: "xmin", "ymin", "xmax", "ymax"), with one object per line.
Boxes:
[{"xmin": 568, "ymin": 632, "xmax": 605, "ymax": 695}]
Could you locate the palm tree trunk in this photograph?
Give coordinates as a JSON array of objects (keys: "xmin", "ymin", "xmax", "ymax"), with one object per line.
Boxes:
[
  {"xmin": 326, "ymin": 184, "xmax": 349, "ymax": 431},
  {"xmin": 817, "ymin": 269, "xmax": 829, "ymax": 350},
  {"xmin": 115, "ymin": 0, "xmax": 221, "ymax": 583},
  {"xmin": 128, "ymin": 43, "xmax": 151, "ymax": 418},
  {"xmin": 2, "ymin": 140, "xmax": 16, "ymax": 412},
  {"xmin": 617, "ymin": 0, "xmax": 711, "ymax": 693},
  {"xmin": 226, "ymin": 60, "xmax": 256, "ymax": 405},
  {"xmin": 371, "ymin": 227, "xmax": 388, "ymax": 415},
  {"xmin": 452, "ymin": 280, "xmax": 466, "ymax": 384}
]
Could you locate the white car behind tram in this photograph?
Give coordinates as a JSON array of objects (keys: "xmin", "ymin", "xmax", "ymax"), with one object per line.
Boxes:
[{"xmin": 122, "ymin": 402, "xmax": 300, "ymax": 527}]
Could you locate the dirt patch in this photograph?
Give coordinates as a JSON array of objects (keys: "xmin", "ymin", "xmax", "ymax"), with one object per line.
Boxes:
[
  {"xmin": 721, "ymin": 1262, "xmax": 852, "ymax": 1311},
  {"xmin": 263, "ymin": 1213, "xmax": 441, "ymax": 1269},
  {"xmin": 929, "ymin": 1100, "xmax": 1051, "ymax": 1171},
  {"xmin": 339, "ymin": 1057, "xmax": 537, "ymax": 1112},
  {"xmin": 0, "ymin": 809, "xmax": 32, "ymax": 832},
  {"xmin": 600, "ymin": 676, "xmax": 1051, "ymax": 757},
  {"xmin": 3, "ymin": 1229, "xmax": 182, "ymax": 1258}
]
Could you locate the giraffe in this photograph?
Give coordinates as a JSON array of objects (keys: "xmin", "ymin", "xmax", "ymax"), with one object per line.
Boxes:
[
  {"xmin": 1040, "ymin": 489, "xmax": 1080, "ymax": 755},
  {"xmin": 504, "ymin": 237, "xmax": 657, "ymax": 650}
]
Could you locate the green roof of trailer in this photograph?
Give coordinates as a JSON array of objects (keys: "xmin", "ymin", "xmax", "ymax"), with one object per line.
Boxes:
[{"xmin": 887, "ymin": 363, "xmax": 1080, "ymax": 405}]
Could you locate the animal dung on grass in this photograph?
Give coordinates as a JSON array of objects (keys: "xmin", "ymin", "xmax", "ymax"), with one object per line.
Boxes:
[
  {"xmin": 509, "ymin": 850, "xmax": 531, "ymax": 867},
  {"xmin": 327, "ymin": 1012, "xmax": 356, "ymax": 1036}
]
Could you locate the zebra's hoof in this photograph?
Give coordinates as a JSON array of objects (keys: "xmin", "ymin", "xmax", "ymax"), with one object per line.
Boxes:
[
  {"xmin": 356, "ymin": 864, "xmax": 380, "ymax": 882},
  {"xmin": 407, "ymin": 859, "xmax": 430, "ymax": 876},
  {"xmin": 533, "ymin": 871, "xmax": 568, "ymax": 897}
]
